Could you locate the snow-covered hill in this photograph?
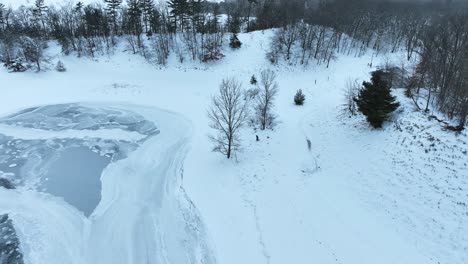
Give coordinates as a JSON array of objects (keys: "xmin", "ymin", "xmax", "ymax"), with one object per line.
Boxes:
[{"xmin": 0, "ymin": 30, "xmax": 466, "ymax": 264}]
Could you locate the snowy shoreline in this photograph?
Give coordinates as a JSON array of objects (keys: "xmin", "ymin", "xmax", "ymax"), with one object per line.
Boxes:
[{"xmin": 0, "ymin": 103, "xmax": 216, "ymax": 264}]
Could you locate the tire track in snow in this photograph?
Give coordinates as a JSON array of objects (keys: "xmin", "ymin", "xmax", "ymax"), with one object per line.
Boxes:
[
  {"xmin": 239, "ymin": 160, "xmax": 271, "ymax": 264},
  {"xmin": 243, "ymin": 197, "xmax": 271, "ymax": 264}
]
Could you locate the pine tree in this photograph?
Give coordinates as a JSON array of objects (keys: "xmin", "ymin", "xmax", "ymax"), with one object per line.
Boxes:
[
  {"xmin": 246, "ymin": 0, "xmax": 257, "ymax": 32},
  {"xmin": 140, "ymin": 0, "xmax": 154, "ymax": 33},
  {"xmin": 127, "ymin": 0, "xmax": 142, "ymax": 35},
  {"xmin": 167, "ymin": 0, "xmax": 190, "ymax": 31},
  {"xmin": 56, "ymin": 60, "xmax": 66, "ymax": 72},
  {"xmin": 228, "ymin": 11, "xmax": 241, "ymax": 34},
  {"xmin": 294, "ymin": 89, "xmax": 305, "ymax": 105},
  {"xmin": 0, "ymin": 3, "xmax": 5, "ymax": 31},
  {"xmin": 34, "ymin": 0, "xmax": 47, "ymax": 10},
  {"xmin": 33, "ymin": 0, "xmax": 48, "ymax": 35},
  {"xmin": 73, "ymin": 2, "xmax": 85, "ymax": 38},
  {"xmin": 105, "ymin": 0, "xmax": 123, "ymax": 35},
  {"xmin": 250, "ymin": 75, "xmax": 257, "ymax": 85},
  {"xmin": 354, "ymin": 70, "xmax": 400, "ymax": 128},
  {"xmin": 190, "ymin": 0, "xmax": 204, "ymax": 33},
  {"xmin": 229, "ymin": 33, "xmax": 242, "ymax": 49},
  {"xmin": 208, "ymin": 3, "xmax": 220, "ymax": 33},
  {"xmin": 75, "ymin": 1, "xmax": 84, "ymax": 11},
  {"xmin": 149, "ymin": 8, "xmax": 161, "ymax": 34}
]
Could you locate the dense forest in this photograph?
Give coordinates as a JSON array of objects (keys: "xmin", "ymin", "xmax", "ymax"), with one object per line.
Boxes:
[{"xmin": 0, "ymin": 0, "xmax": 467, "ymax": 129}]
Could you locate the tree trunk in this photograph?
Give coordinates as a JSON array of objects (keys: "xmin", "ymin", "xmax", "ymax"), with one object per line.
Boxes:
[{"xmin": 227, "ymin": 137, "xmax": 232, "ymax": 159}]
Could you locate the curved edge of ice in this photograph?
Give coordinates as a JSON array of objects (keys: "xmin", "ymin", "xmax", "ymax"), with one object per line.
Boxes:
[{"xmin": 0, "ymin": 102, "xmax": 217, "ymax": 264}]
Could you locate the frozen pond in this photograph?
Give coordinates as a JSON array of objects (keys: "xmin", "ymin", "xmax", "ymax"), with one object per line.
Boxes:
[
  {"xmin": 42, "ymin": 147, "xmax": 110, "ymax": 217},
  {"xmin": 0, "ymin": 103, "xmax": 216, "ymax": 264},
  {"xmin": 0, "ymin": 103, "xmax": 159, "ymax": 217}
]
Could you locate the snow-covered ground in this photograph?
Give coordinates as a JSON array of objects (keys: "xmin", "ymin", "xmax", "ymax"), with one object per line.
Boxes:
[{"xmin": 0, "ymin": 30, "xmax": 466, "ymax": 264}]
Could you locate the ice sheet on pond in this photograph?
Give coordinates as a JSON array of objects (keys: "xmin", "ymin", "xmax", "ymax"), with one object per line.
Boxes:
[
  {"xmin": 41, "ymin": 146, "xmax": 110, "ymax": 217},
  {"xmin": 0, "ymin": 104, "xmax": 159, "ymax": 137},
  {"xmin": 0, "ymin": 103, "xmax": 159, "ymax": 217}
]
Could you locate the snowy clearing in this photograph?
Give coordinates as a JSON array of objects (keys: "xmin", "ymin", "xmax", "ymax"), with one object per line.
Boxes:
[{"xmin": 0, "ymin": 30, "xmax": 466, "ymax": 264}]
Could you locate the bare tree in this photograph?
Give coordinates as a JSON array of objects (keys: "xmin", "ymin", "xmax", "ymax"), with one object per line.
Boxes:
[
  {"xmin": 208, "ymin": 78, "xmax": 249, "ymax": 159},
  {"xmin": 256, "ymin": 69, "xmax": 279, "ymax": 130},
  {"xmin": 416, "ymin": 13, "xmax": 468, "ymax": 130},
  {"xmin": 280, "ymin": 24, "xmax": 299, "ymax": 61},
  {"xmin": 342, "ymin": 78, "xmax": 359, "ymax": 116},
  {"xmin": 19, "ymin": 36, "xmax": 45, "ymax": 71}
]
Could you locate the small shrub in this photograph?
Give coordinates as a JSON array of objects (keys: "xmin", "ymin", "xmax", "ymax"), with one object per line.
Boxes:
[
  {"xmin": 250, "ymin": 75, "xmax": 257, "ymax": 85},
  {"xmin": 202, "ymin": 42, "xmax": 224, "ymax": 62},
  {"xmin": 294, "ymin": 89, "xmax": 306, "ymax": 105},
  {"xmin": 229, "ymin": 33, "xmax": 242, "ymax": 49},
  {"xmin": 56, "ymin": 60, "xmax": 66, "ymax": 72},
  {"xmin": 4, "ymin": 58, "xmax": 28, "ymax": 72}
]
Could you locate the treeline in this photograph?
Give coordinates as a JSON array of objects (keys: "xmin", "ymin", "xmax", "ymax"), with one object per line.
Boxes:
[
  {"xmin": 260, "ymin": 0, "xmax": 465, "ymax": 64},
  {"xmin": 0, "ymin": 0, "xmax": 228, "ymax": 67},
  {"xmin": 407, "ymin": 12, "xmax": 468, "ymax": 130},
  {"xmin": 235, "ymin": 0, "xmax": 467, "ymax": 129},
  {"xmin": 0, "ymin": 0, "xmax": 467, "ymax": 128}
]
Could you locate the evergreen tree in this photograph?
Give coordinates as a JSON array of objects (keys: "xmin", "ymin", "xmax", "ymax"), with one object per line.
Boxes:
[
  {"xmin": 74, "ymin": 2, "xmax": 85, "ymax": 37},
  {"xmin": 127, "ymin": 0, "xmax": 142, "ymax": 35},
  {"xmin": 227, "ymin": 10, "xmax": 241, "ymax": 34},
  {"xmin": 140, "ymin": 0, "xmax": 154, "ymax": 33},
  {"xmin": 56, "ymin": 60, "xmax": 66, "ymax": 72},
  {"xmin": 229, "ymin": 33, "xmax": 242, "ymax": 49},
  {"xmin": 250, "ymin": 75, "xmax": 257, "ymax": 85},
  {"xmin": 34, "ymin": 0, "xmax": 47, "ymax": 12},
  {"xmin": 294, "ymin": 89, "xmax": 305, "ymax": 105},
  {"xmin": 246, "ymin": 0, "xmax": 258, "ymax": 32},
  {"xmin": 75, "ymin": 1, "xmax": 84, "ymax": 11},
  {"xmin": 149, "ymin": 8, "xmax": 161, "ymax": 34},
  {"xmin": 354, "ymin": 70, "xmax": 400, "ymax": 128},
  {"xmin": 0, "ymin": 3, "xmax": 5, "ymax": 31},
  {"xmin": 208, "ymin": 3, "xmax": 220, "ymax": 33},
  {"xmin": 105, "ymin": 0, "xmax": 123, "ymax": 35},
  {"xmin": 190, "ymin": 0, "xmax": 204, "ymax": 33},
  {"xmin": 33, "ymin": 0, "xmax": 48, "ymax": 35},
  {"xmin": 167, "ymin": 0, "xmax": 190, "ymax": 31}
]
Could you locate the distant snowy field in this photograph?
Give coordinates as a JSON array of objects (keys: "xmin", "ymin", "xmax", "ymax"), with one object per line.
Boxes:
[{"xmin": 0, "ymin": 30, "xmax": 466, "ymax": 264}]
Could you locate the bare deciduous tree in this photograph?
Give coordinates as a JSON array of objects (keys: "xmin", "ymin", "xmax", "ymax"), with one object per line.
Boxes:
[
  {"xmin": 19, "ymin": 36, "xmax": 45, "ymax": 71},
  {"xmin": 256, "ymin": 69, "xmax": 279, "ymax": 130},
  {"xmin": 342, "ymin": 78, "xmax": 359, "ymax": 116},
  {"xmin": 208, "ymin": 78, "xmax": 249, "ymax": 159},
  {"xmin": 416, "ymin": 13, "xmax": 468, "ymax": 130}
]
